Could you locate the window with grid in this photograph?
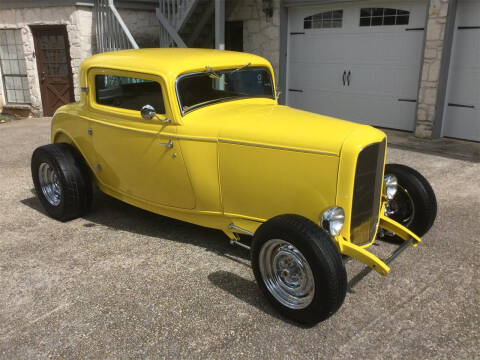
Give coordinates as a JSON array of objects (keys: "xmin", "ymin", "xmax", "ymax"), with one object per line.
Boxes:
[
  {"xmin": 304, "ymin": 10, "xmax": 343, "ymax": 29},
  {"xmin": 0, "ymin": 29, "xmax": 30, "ymax": 104},
  {"xmin": 359, "ymin": 8, "xmax": 410, "ymax": 27}
]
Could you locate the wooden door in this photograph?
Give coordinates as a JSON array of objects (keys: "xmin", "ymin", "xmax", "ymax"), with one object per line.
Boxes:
[{"xmin": 32, "ymin": 25, "xmax": 74, "ymax": 116}]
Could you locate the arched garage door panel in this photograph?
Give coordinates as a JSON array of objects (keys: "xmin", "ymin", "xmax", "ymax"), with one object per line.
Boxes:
[{"xmin": 287, "ymin": 1, "xmax": 427, "ymax": 131}]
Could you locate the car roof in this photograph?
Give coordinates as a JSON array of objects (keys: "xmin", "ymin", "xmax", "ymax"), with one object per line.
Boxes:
[{"xmin": 81, "ymin": 48, "xmax": 273, "ymax": 79}]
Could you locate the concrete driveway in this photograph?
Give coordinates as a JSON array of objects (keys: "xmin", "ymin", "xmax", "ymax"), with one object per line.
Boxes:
[{"xmin": 1, "ymin": 117, "xmax": 478, "ymax": 359}]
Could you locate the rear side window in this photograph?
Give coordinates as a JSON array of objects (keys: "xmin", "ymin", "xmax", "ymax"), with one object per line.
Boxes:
[{"xmin": 95, "ymin": 74, "xmax": 165, "ymax": 114}]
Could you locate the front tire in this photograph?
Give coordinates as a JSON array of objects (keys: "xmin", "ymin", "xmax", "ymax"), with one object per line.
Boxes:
[
  {"xmin": 383, "ymin": 164, "xmax": 437, "ymax": 237},
  {"xmin": 251, "ymin": 215, "xmax": 347, "ymax": 325},
  {"xmin": 31, "ymin": 143, "xmax": 92, "ymax": 221}
]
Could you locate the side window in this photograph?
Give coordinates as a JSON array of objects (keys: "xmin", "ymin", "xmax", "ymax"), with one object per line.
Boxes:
[
  {"xmin": 359, "ymin": 8, "xmax": 410, "ymax": 27},
  {"xmin": 95, "ymin": 74, "xmax": 165, "ymax": 114},
  {"xmin": 304, "ymin": 10, "xmax": 343, "ymax": 29}
]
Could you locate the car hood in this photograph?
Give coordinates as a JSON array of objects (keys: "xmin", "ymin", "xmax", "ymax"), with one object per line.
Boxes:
[{"xmin": 183, "ymin": 100, "xmax": 379, "ymax": 156}]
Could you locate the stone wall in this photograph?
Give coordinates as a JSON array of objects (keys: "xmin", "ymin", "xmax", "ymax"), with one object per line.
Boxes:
[
  {"xmin": 415, "ymin": 0, "xmax": 450, "ymax": 138},
  {"xmin": 0, "ymin": 5, "xmax": 158, "ymax": 115},
  {"xmin": 0, "ymin": 6, "xmax": 94, "ymax": 114},
  {"xmin": 228, "ymin": 0, "xmax": 281, "ymax": 80}
]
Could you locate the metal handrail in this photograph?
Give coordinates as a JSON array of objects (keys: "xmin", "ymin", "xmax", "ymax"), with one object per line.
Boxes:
[
  {"xmin": 94, "ymin": 0, "xmax": 139, "ymax": 53},
  {"xmin": 158, "ymin": 0, "xmax": 197, "ymax": 47}
]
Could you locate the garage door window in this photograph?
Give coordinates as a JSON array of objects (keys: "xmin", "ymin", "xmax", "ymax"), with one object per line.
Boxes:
[
  {"xmin": 359, "ymin": 8, "xmax": 409, "ymax": 27},
  {"xmin": 304, "ymin": 10, "xmax": 343, "ymax": 29}
]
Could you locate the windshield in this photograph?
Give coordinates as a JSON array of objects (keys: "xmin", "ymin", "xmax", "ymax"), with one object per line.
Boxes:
[{"xmin": 177, "ymin": 67, "xmax": 274, "ymax": 113}]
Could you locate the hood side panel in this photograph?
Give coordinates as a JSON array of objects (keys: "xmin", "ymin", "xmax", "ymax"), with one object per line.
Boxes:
[{"xmin": 219, "ymin": 141, "xmax": 338, "ymax": 223}]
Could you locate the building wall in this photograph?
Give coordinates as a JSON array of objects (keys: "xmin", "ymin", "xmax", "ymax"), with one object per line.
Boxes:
[
  {"xmin": 0, "ymin": 0, "xmax": 454, "ymax": 139},
  {"xmin": 0, "ymin": 6, "xmax": 93, "ymax": 115},
  {"xmin": 0, "ymin": 5, "xmax": 158, "ymax": 115},
  {"xmin": 228, "ymin": 0, "xmax": 281, "ymax": 81},
  {"xmin": 232, "ymin": 0, "xmax": 453, "ymax": 139},
  {"xmin": 415, "ymin": 0, "xmax": 451, "ymax": 138}
]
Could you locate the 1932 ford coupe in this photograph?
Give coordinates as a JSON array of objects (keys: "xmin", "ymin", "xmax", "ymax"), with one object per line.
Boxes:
[{"xmin": 31, "ymin": 49, "xmax": 436, "ymax": 325}]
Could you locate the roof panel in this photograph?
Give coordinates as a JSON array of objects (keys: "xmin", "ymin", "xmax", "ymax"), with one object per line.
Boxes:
[{"xmin": 81, "ymin": 48, "xmax": 272, "ymax": 80}]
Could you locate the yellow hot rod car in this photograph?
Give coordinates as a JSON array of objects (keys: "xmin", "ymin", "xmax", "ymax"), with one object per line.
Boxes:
[{"xmin": 31, "ymin": 49, "xmax": 436, "ymax": 325}]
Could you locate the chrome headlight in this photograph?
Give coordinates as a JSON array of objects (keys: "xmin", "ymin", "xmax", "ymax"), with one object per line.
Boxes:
[
  {"xmin": 384, "ymin": 174, "xmax": 398, "ymax": 200},
  {"xmin": 321, "ymin": 207, "xmax": 345, "ymax": 236}
]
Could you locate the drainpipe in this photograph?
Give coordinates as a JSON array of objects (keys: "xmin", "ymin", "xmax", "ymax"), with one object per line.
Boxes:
[{"xmin": 215, "ymin": 0, "xmax": 225, "ymax": 50}]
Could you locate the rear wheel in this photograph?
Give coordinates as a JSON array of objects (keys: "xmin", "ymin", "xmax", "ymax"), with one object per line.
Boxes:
[
  {"xmin": 383, "ymin": 164, "xmax": 437, "ymax": 237},
  {"xmin": 31, "ymin": 143, "xmax": 92, "ymax": 221},
  {"xmin": 251, "ymin": 215, "xmax": 347, "ymax": 325}
]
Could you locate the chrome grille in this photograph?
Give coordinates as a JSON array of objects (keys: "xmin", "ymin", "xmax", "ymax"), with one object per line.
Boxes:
[{"xmin": 350, "ymin": 140, "xmax": 386, "ymax": 245}]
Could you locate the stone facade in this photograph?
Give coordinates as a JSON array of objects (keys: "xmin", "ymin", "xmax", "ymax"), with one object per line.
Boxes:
[
  {"xmin": 0, "ymin": 5, "xmax": 158, "ymax": 115},
  {"xmin": 0, "ymin": 6, "xmax": 90, "ymax": 115},
  {"xmin": 228, "ymin": 0, "xmax": 281, "ymax": 80},
  {"xmin": 415, "ymin": 0, "xmax": 450, "ymax": 138}
]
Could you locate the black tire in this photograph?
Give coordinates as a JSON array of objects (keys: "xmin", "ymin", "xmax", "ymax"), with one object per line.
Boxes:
[
  {"xmin": 384, "ymin": 164, "xmax": 437, "ymax": 237},
  {"xmin": 251, "ymin": 214, "xmax": 347, "ymax": 325},
  {"xmin": 31, "ymin": 143, "xmax": 92, "ymax": 221}
]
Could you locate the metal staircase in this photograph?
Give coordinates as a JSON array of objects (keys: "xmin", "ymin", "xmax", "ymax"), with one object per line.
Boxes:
[
  {"xmin": 94, "ymin": 0, "xmax": 139, "ymax": 53},
  {"xmin": 156, "ymin": 0, "xmax": 215, "ymax": 48},
  {"xmin": 94, "ymin": 0, "xmax": 229, "ymax": 52}
]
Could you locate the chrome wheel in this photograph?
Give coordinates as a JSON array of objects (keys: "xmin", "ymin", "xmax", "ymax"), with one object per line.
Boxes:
[
  {"xmin": 385, "ymin": 184, "xmax": 415, "ymax": 227},
  {"xmin": 38, "ymin": 162, "xmax": 62, "ymax": 206},
  {"xmin": 258, "ymin": 239, "xmax": 315, "ymax": 310}
]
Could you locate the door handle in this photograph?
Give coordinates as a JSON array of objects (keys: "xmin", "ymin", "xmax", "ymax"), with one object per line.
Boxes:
[
  {"xmin": 40, "ymin": 71, "xmax": 46, "ymax": 82},
  {"xmin": 347, "ymin": 71, "xmax": 351, "ymax": 86},
  {"xmin": 158, "ymin": 139, "xmax": 173, "ymax": 148},
  {"xmin": 342, "ymin": 71, "xmax": 346, "ymax": 86}
]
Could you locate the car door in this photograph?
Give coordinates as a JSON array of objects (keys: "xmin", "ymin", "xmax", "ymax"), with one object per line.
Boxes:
[{"xmin": 88, "ymin": 68, "xmax": 195, "ymax": 209}]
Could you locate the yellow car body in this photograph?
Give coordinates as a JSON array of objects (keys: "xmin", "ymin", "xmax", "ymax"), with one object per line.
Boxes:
[{"xmin": 51, "ymin": 49, "xmax": 420, "ymax": 276}]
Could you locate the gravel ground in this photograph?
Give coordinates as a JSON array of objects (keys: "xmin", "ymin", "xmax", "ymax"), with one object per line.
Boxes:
[{"xmin": 0, "ymin": 117, "xmax": 479, "ymax": 359}]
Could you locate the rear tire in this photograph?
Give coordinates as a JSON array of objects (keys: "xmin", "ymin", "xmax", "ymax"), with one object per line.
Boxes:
[
  {"xmin": 251, "ymin": 214, "xmax": 347, "ymax": 325},
  {"xmin": 383, "ymin": 164, "xmax": 437, "ymax": 237},
  {"xmin": 31, "ymin": 143, "xmax": 92, "ymax": 221}
]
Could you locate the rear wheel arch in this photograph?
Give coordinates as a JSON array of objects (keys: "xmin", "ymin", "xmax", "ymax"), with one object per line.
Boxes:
[
  {"xmin": 53, "ymin": 131, "xmax": 74, "ymax": 145},
  {"xmin": 52, "ymin": 130, "xmax": 95, "ymax": 177}
]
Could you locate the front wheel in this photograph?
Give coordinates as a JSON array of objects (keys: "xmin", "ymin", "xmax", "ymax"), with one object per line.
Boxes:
[
  {"xmin": 251, "ymin": 215, "xmax": 347, "ymax": 325},
  {"xmin": 383, "ymin": 164, "xmax": 437, "ymax": 237}
]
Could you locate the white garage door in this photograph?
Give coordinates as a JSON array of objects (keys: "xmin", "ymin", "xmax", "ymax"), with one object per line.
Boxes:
[
  {"xmin": 442, "ymin": 0, "xmax": 480, "ymax": 142},
  {"xmin": 287, "ymin": 1, "xmax": 427, "ymax": 130}
]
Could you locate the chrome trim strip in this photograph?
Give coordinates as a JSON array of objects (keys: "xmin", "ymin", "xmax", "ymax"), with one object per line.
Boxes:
[
  {"xmin": 228, "ymin": 223, "xmax": 254, "ymax": 236},
  {"xmin": 175, "ymin": 71, "xmax": 202, "ymax": 116},
  {"xmin": 88, "ymin": 119, "xmax": 160, "ymax": 135},
  {"xmin": 86, "ymin": 118, "xmax": 217, "ymax": 142},
  {"xmin": 87, "ymin": 118, "xmax": 337, "ymax": 156},
  {"xmin": 219, "ymin": 138, "xmax": 338, "ymax": 156},
  {"xmin": 160, "ymin": 134, "xmax": 217, "ymax": 142}
]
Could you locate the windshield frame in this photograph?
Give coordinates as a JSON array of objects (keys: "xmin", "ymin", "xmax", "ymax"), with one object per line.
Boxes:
[{"xmin": 175, "ymin": 66, "xmax": 275, "ymax": 116}]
